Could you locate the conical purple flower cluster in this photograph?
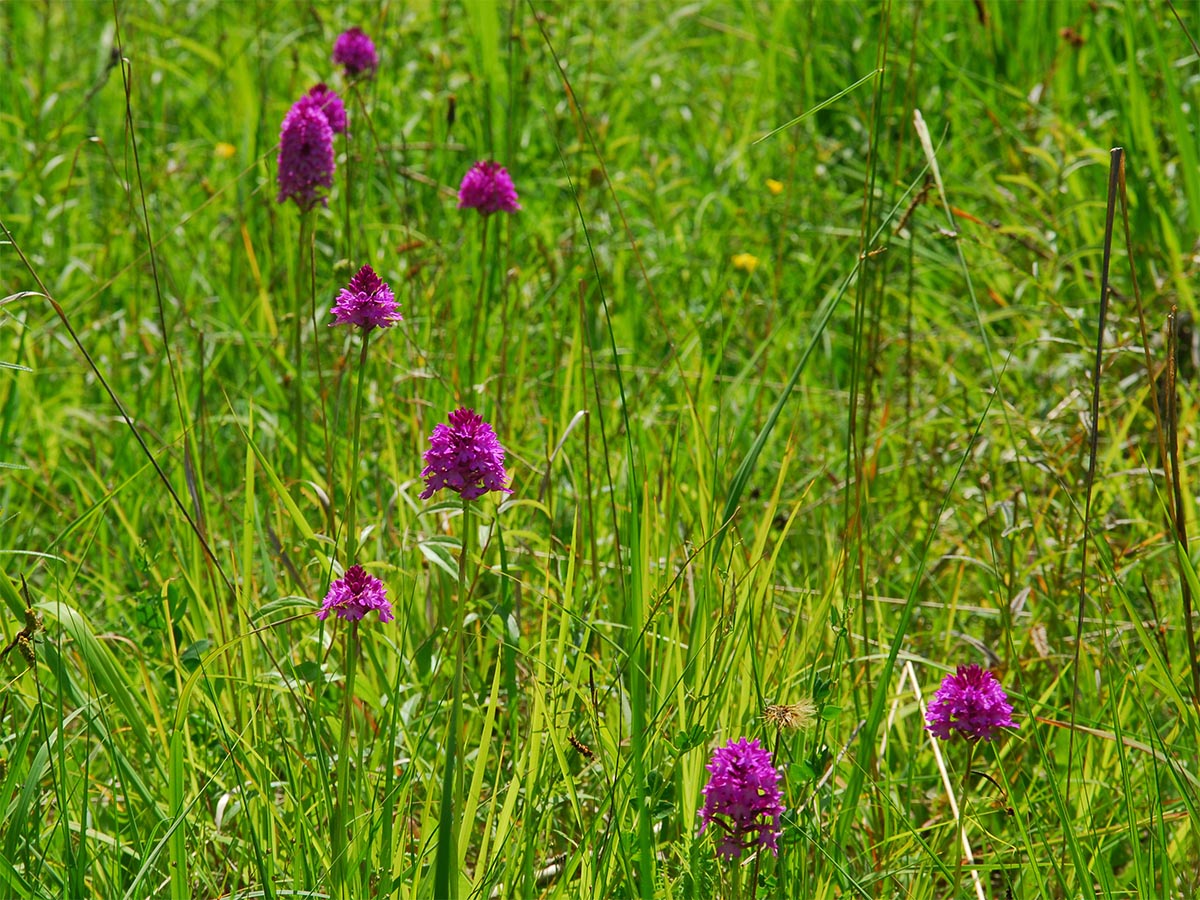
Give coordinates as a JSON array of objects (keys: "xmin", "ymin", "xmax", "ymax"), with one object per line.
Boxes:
[
  {"xmin": 330, "ymin": 265, "xmax": 401, "ymax": 330},
  {"xmin": 698, "ymin": 738, "xmax": 785, "ymax": 860},
  {"xmin": 276, "ymin": 96, "xmax": 335, "ymax": 210},
  {"xmin": 457, "ymin": 161, "xmax": 521, "ymax": 216},
  {"xmin": 419, "ymin": 408, "xmax": 512, "ymax": 501},
  {"xmin": 317, "ymin": 565, "xmax": 394, "ymax": 623},
  {"xmin": 305, "ymin": 83, "xmax": 347, "ymax": 134},
  {"xmin": 333, "ymin": 27, "xmax": 378, "ymax": 78},
  {"xmin": 925, "ymin": 664, "xmax": 1019, "ymax": 742}
]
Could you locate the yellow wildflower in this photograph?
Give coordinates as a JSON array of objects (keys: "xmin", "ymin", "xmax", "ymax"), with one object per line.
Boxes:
[
  {"xmin": 732, "ymin": 252, "xmax": 760, "ymax": 274},
  {"xmin": 766, "ymin": 178, "xmax": 784, "ymax": 195},
  {"xmin": 214, "ymin": 142, "xmax": 236, "ymax": 160}
]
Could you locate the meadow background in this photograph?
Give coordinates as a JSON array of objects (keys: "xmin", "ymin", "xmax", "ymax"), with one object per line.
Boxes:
[{"xmin": 2, "ymin": 1, "xmax": 1200, "ymax": 897}]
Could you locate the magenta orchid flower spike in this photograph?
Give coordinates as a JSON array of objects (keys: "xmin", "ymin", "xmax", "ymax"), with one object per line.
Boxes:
[
  {"xmin": 925, "ymin": 664, "xmax": 1019, "ymax": 742},
  {"xmin": 420, "ymin": 408, "xmax": 512, "ymax": 502},
  {"xmin": 317, "ymin": 565, "xmax": 393, "ymax": 623},
  {"xmin": 457, "ymin": 161, "xmax": 521, "ymax": 216},
  {"xmin": 333, "ymin": 27, "xmax": 378, "ymax": 78},
  {"xmin": 698, "ymin": 737, "xmax": 785, "ymax": 860},
  {"xmin": 330, "ymin": 265, "xmax": 401, "ymax": 330},
  {"xmin": 276, "ymin": 95, "xmax": 335, "ymax": 210}
]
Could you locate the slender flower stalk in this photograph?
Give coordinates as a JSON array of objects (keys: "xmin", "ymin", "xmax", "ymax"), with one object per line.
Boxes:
[
  {"xmin": 949, "ymin": 740, "xmax": 978, "ymax": 897},
  {"xmin": 762, "ymin": 700, "xmax": 813, "ymax": 898},
  {"xmin": 456, "ymin": 162, "xmax": 519, "ymax": 387},
  {"xmin": 332, "ymin": 617, "xmax": 358, "ymax": 899},
  {"xmin": 330, "ymin": 265, "xmax": 400, "ymax": 563},
  {"xmin": 276, "ymin": 91, "xmax": 336, "ymax": 493},
  {"xmin": 925, "ymin": 665, "xmax": 1017, "ymax": 897},
  {"xmin": 466, "ymin": 213, "xmax": 491, "ymax": 387},
  {"xmin": 425, "ymin": 408, "xmax": 510, "ymax": 900},
  {"xmin": 332, "ymin": 26, "xmax": 377, "ymax": 260},
  {"xmin": 317, "ymin": 566, "xmax": 392, "ymax": 899},
  {"xmin": 346, "ymin": 332, "xmax": 370, "ymax": 565},
  {"xmin": 289, "ymin": 212, "xmax": 314, "ymax": 498},
  {"xmin": 433, "ymin": 494, "xmax": 471, "ymax": 900},
  {"xmin": 321, "ymin": 263, "xmax": 398, "ymax": 898}
]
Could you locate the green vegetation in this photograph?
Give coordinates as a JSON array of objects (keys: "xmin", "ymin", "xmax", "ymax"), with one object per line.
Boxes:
[{"xmin": 2, "ymin": 1, "xmax": 1199, "ymax": 897}]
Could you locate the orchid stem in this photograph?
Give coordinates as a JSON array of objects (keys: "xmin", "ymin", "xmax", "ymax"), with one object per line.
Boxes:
[
  {"xmin": 346, "ymin": 330, "xmax": 372, "ymax": 564},
  {"xmin": 951, "ymin": 741, "xmax": 976, "ymax": 898},
  {"xmin": 434, "ymin": 494, "xmax": 472, "ymax": 899},
  {"xmin": 331, "ymin": 619, "xmax": 360, "ymax": 899}
]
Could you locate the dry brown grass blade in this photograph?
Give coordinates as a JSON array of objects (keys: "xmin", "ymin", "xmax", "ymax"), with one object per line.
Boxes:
[{"xmin": 1066, "ymin": 146, "xmax": 1123, "ymax": 836}]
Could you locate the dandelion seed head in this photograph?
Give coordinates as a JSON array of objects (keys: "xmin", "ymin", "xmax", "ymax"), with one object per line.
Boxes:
[{"xmin": 763, "ymin": 699, "xmax": 816, "ymax": 731}]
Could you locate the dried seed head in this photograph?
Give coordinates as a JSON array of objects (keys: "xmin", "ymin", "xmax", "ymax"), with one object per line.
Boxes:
[{"xmin": 763, "ymin": 699, "xmax": 817, "ymax": 731}]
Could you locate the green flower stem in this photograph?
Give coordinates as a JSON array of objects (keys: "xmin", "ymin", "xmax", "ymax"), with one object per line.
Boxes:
[
  {"xmin": 434, "ymin": 495, "xmax": 472, "ymax": 900},
  {"xmin": 951, "ymin": 741, "xmax": 977, "ymax": 898},
  {"xmin": 454, "ymin": 497, "xmax": 471, "ymax": 860},
  {"xmin": 328, "ymin": 331, "xmax": 371, "ymax": 898},
  {"xmin": 291, "ymin": 209, "xmax": 313, "ymax": 498},
  {"xmin": 331, "ymin": 618, "xmax": 360, "ymax": 900},
  {"xmin": 467, "ymin": 213, "xmax": 490, "ymax": 388},
  {"xmin": 342, "ymin": 106, "xmax": 354, "ymax": 263},
  {"xmin": 346, "ymin": 331, "xmax": 372, "ymax": 565}
]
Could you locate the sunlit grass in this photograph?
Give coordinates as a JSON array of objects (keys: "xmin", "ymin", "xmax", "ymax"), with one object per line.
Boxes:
[{"xmin": 2, "ymin": 1, "xmax": 1199, "ymax": 898}]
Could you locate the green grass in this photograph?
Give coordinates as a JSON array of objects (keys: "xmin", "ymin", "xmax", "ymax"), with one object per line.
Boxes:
[{"xmin": 2, "ymin": 1, "xmax": 1200, "ymax": 897}]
